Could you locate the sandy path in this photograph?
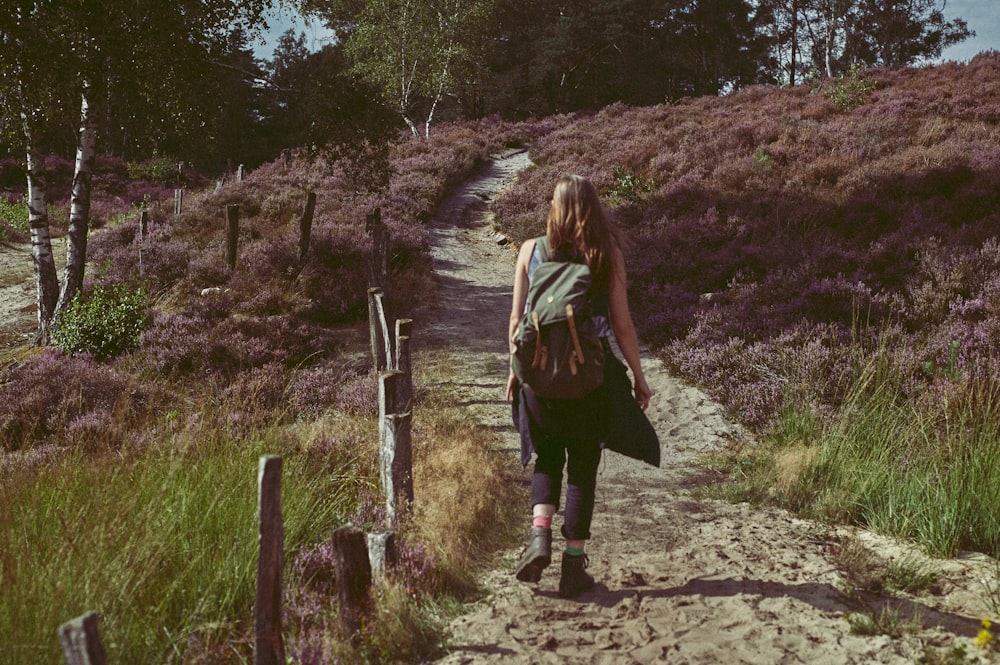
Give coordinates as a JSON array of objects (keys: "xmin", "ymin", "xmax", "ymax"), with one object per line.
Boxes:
[
  {"xmin": 416, "ymin": 152, "xmax": 994, "ymax": 664},
  {"xmin": 0, "ymin": 242, "xmax": 42, "ymax": 348}
]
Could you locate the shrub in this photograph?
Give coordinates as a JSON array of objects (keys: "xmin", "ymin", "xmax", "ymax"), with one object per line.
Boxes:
[
  {"xmin": 827, "ymin": 65, "xmax": 877, "ymax": 112},
  {"xmin": 0, "ymin": 195, "xmax": 28, "ymax": 243},
  {"xmin": 53, "ymin": 284, "xmax": 148, "ymax": 360},
  {"xmin": 0, "ymin": 349, "xmax": 141, "ymax": 449},
  {"xmin": 607, "ymin": 165, "xmax": 655, "ymax": 205},
  {"xmin": 127, "ymin": 154, "xmax": 182, "ymax": 184}
]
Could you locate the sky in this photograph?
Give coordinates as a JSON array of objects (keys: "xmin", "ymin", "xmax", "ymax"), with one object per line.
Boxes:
[
  {"xmin": 252, "ymin": 5, "xmax": 334, "ymax": 60},
  {"xmin": 253, "ymin": 1, "xmax": 999, "ymax": 64},
  {"xmin": 938, "ymin": 0, "xmax": 1000, "ymax": 62}
]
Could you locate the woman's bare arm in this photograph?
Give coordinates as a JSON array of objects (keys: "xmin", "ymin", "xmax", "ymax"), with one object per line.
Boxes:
[
  {"xmin": 507, "ymin": 238, "xmax": 536, "ymax": 400},
  {"xmin": 608, "ymin": 247, "xmax": 652, "ymax": 409}
]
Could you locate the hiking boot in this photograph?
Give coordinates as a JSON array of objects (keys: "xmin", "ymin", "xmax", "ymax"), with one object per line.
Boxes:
[
  {"xmin": 514, "ymin": 527, "xmax": 552, "ymax": 583},
  {"xmin": 558, "ymin": 553, "xmax": 594, "ymax": 598}
]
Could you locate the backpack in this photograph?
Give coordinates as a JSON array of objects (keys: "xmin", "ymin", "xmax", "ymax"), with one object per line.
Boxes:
[{"xmin": 510, "ymin": 236, "xmax": 605, "ymax": 399}]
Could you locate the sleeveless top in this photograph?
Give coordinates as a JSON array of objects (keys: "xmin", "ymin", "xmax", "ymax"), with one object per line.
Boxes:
[{"xmin": 527, "ymin": 237, "xmax": 611, "ymax": 339}]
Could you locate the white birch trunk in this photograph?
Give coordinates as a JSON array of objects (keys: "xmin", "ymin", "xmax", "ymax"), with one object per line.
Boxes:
[
  {"xmin": 57, "ymin": 82, "xmax": 96, "ymax": 317},
  {"xmin": 21, "ymin": 107, "xmax": 59, "ymax": 346}
]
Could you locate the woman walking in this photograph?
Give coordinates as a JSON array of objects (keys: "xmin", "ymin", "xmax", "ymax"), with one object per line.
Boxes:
[{"xmin": 507, "ymin": 174, "xmax": 652, "ymax": 598}]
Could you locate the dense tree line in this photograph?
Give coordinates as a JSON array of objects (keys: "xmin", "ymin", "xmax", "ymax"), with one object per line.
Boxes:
[
  {"xmin": 302, "ymin": 0, "xmax": 971, "ymax": 126},
  {"xmin": 1, "ymin": 1, "xmax": 973, "ymax": 173},
  {"xmin": 0, "ymin": 0, "xmax": 974, "ymax": 346}
]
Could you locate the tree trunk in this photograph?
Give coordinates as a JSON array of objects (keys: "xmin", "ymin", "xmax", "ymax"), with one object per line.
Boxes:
[
  {"xmin": 790, "ymin": 0, "xmax": 799, "ymax": 86},
  {"xmin": 25, "ymin": 142, "xmax": 59, "ymax": 346},
  {"xmin": 56, "ymin": 83, "xmax": 97, "ymax": 317},
  {"xmin": 402, "ymin": 113, "xmax": 420, "ymax": 139}
]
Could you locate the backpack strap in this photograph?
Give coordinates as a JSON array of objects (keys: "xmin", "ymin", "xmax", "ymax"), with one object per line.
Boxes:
[
  {"xmin": 527, "ymin": 235, "xmax": 549, "ymax": 282},
  {"xmin": 534, "ymin": 235, "xmax": 551, "ymax": 262}
]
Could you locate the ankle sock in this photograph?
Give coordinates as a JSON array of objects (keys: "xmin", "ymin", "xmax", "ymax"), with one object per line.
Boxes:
[
  {"xmin": 532, "ymin": 515, "xmax": 552, "ymax": 529},
  {"xmin": 565, "ymin": 545, "xmax": 585, "ymax": 556}
]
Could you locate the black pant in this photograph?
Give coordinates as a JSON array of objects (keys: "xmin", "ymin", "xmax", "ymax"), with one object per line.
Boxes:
[{"xmin": 520, "ymin": 382, "xmax": 608, "ymax": 540}]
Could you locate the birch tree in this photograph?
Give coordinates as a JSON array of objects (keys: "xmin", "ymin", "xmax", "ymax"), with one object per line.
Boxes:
[
  {"xmin": 756, "ymin": 0, "xmax": 971, "ymax": 82},
  {"xmin": 0, "ymin": 0, "xmax": 275, "ymax": 345},
  {"xmin": 304, "ymin": 0, "xmax": 494, "ymax": 139}
]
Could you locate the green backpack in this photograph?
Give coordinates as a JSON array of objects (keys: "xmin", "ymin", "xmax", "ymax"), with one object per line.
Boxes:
[{"xmin": 510, "ymin": 237, "xmax": 605, "ymax": 399}]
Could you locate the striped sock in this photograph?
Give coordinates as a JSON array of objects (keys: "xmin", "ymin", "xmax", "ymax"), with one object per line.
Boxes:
[{"xmin": 532, "ymin": 515, "xmax": 552, "ymax": 529}]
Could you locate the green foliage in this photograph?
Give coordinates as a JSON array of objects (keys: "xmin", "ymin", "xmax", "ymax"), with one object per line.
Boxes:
[
  {"xmin": 827, "ymin": 65, "xmax": 877, "ymax": 112},
  {"xmin": 53, "ymin": 284, "xmax": 148, "ymax": 360},
  {"xmin": 981, "ymin": 561, "xmax": 1000, "ymax": 618},
  {"xmin": 846, "ymin": 607, "xmax": 914, "ymax": 637},
  {"xmin": 918, "ymin": 644, "xmax": 975, "ymax": 665},
  {"xmin": 0, "ymin": 433, "xmax": 360, "ymax": 663},
  {"xmin": 126, "ymin": 155, "xmax": 181, "ymax": 184},
  {"xmin": 0, "ymin": 197, "xmax": 28, "ymax": 243},
  {"xmin": 324, "ymin": 0, "xmax": 494, "ymax": 135},
  {"xmin": 922, "ymin": 339, "xmax": 962, "ymax": 382},
  {"xmin": 607, "ymin": 165, "xmax": 654, "ymax": 205},
  {"xmin": 752, "ymin": 145, "xmax": 772, "ymax": 165},
  {"xmin": 781, "ymin": 354, "xmax": 1000, "ymax": 557}
]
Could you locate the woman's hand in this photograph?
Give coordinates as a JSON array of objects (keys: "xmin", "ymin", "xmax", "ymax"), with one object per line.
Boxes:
[
  {"xmin": 633, "ymin": 376, "xmax": 652, "ymax": 411},
  {"xmin": 506, "ymin": 371, "xmax": 518, "ymax": 401}
]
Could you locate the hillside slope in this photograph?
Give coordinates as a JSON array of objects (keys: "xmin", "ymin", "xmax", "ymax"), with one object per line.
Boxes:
[{"xmin": 421, "ymin": 152, "xmax": 996, "ymax": 665}]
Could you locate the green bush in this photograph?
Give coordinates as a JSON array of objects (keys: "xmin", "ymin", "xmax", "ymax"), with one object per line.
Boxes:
[
  {"xmin": 126, "ymin": 154, "xmax": 181, "ymax": 184},
  {"xmin": 0, "ymin": 197, "xmax": 28, "ymax": 242},
  {"xmin": 827, "ymin": 65, "xmax": 876, "ymax": 112},
  {"xmin": 607, "ymin": 165, "xmax": 655, "ymax": 205},
  {"xmin": 53, "ymin": 284, "xmax": 148, "ymax": 359}
]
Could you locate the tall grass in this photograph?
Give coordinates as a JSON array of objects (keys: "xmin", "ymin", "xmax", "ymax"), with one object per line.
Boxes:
[
  {"xmin": 805, "ymin": 362, "xmax": 1000, "ymax": 557},
  {"xmin": 731, "ymin": 345, "xmax": 1000, "ymax": 558},
  {"xmin": 0, "ymin": 423, "xmax": 366, "ymax": 664}
]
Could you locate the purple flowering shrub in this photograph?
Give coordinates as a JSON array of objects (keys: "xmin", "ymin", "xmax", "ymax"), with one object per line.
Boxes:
[
  {"xmin": 490, "ymin": 53, "xmax": 1000, "ymax": 432},
  {"xmin": 0, "ymin": 350, "xmax": 149, "ymax": 450},
  {"xmin": 289, "ymin": 366, "xmax": 378, "ymax": 418},
  {"xmin": 138, "ymin": 309, "xmax": 338, "ymax": 379}
]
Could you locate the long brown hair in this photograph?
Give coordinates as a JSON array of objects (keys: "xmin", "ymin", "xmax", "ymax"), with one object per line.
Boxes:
[{"xmin": 546, "ymin": 174, "xmax": 623, "ymax": 295}]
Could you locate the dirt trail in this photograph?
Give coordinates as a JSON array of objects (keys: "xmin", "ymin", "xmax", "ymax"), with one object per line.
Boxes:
[
  {"xmin": 0, "ymin": 242, "xmax": 39, "ymax": 348},
  {"xmin": 417, "ymin": 152, "xmax": 994, "ymax": 664}
]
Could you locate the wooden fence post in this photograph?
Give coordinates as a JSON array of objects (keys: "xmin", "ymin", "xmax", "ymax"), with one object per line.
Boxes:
[
  {"xmin": 174, "ymin": 188, "xmax": 183, "ymax": 215},
  {"xmin": 395, "ymin": 318, "xmax": 413, "ymax": 410},
  {"xmin": 59, "ymin": 612, "xmax": 108, "ymax": 665},
  {"xmin": 255, "ymin": 455, "xmax": 285, "ymax": 665},
  {"xmin": 138, "ymin": 209, "xmax": 149, "ymax": 239},
  {"xmin": 365, "ymin": 208, "xmax": 389, "ymax": 291},
  {"xmin": 379, "ymin": 371, "xmax": 413, "ymax": 521},
  {"xmin": 237, "ymin": 164, "xmax": 245, "ymax": 181},
  {"xmin": 332, "ymin": 526, "xmax": 372, "ymax": 644},
  {"xmin": 367, "ymin": 288, "xmax": 392, "ymax": 372},
  {"xmin": 298, "ymin": 191, "xmax": 316, "ymax": 265},
  {"xmin": 225, "ymin": 205, "xmax": 239, "ymax": 270},
  {"xmin": 367, "ymin": 530, "xmax": 398, "ymax": 585}
]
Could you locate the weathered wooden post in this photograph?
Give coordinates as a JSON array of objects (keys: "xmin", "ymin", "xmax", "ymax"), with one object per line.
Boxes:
[
  {"xmin": 255, "ymin": 455, "xmax": 285, "ymax": 665},
  {"xmin": 379, "ymin": 371, "xmax": 413, "ymax": 521},
  {"xmin": 237, "ymin": 164, "xmax": 245, "ymax": 181},
  {"xmin": 367, "ymin": 287, "xmax": 392, "ymax": 372},
  {"xmin": 174, "ymin": 188, "xmax": 183, "ymax": 215},
  {"xmin": 59, "ymin": 612, "xmax": 108, "ymax": 665},
  {"xmin": 367, "ymin": 530, "xmax": 398, "ymax": 585},
  {"xmin": 138, "ymin": 209, "xmax": 149, "ymax": 239},
  {"xmin": 225, "ymin": 205, "xmax": 239, "ymax": 270},
  {"xmin": 365, "ymin": 208, "xmax": 389, "ymax": 291},
  {"xmin": 395, "ymin": 318, "xmax": 413, "ymax": 409},
  {"xmin": 332, "ymin": 526, "xmax": 372, "ymax": 644},
  {"xmin": 298, "ymin": 191, "xmax": 316, "ymax": 265}
]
